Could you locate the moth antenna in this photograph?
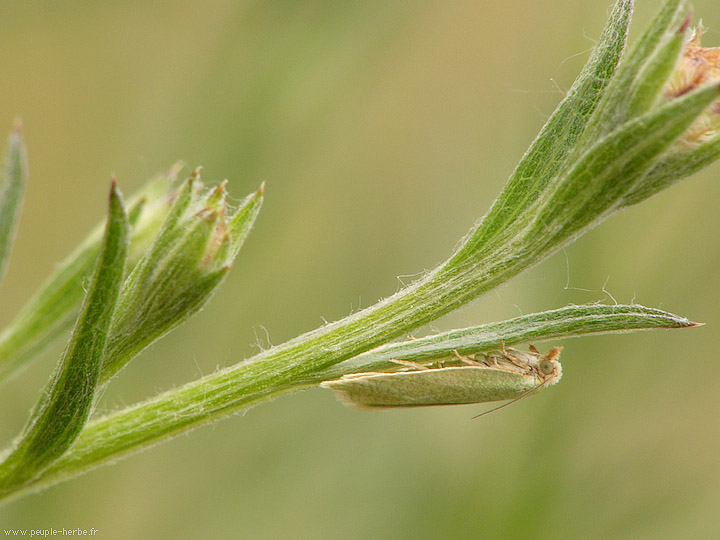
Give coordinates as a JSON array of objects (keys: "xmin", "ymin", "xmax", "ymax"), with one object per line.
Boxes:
[{"xmin": 472, "ymin": 380, "xmax": 546, "ymax": 419}]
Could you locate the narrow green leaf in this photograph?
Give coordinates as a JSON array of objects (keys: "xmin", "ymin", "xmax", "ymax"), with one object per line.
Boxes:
[
  {"xmin": 127, "ymin": 174, "xmax": 197, "ymax": 289},
  {"xmin": 626, "ymin": 21, "xmax": 687, "ymax": 117},
  {"xmin": 429, "ymin": 83, "xmax": 720, "ymax": 305},
  {"xmin": 530, "ymin": 82, "xmax": 720, "ymax": 248},
  {"xmin": 225, "ymin": 182, "xmax": 265, "ymax": 265},
  {"xmin": 621, "ymin": 134, "xmax": 720, "ymax": 207},
  {"xmin": 0, "ymin": 123, "xmax": 28, "ymax": 285},
  {"xmin": 462, "ymin": 0, "xmax": 632, "ymax": 254},
  {"xmin": 0, "ymin": 166, "xmax": 180, "ymax": 384},
  {"xmin": 0, "ymin": 183, "xmax": 129, "ymax": 494},
  {"xmin": 623, "ymin": 0, "xmax": 685, "ymax": 69},
  {"xmin": 584, "ymin": 0, "xmax": 687, "ymax": 139},
  {"xmin": 308, "ymin": 304, "xmax": 698, "ymax": 381}
]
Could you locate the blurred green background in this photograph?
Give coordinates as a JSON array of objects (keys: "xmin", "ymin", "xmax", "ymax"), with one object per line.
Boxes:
[{"xmin": 2, "ymin": 0, "xmax": 720, "ymax": 538}]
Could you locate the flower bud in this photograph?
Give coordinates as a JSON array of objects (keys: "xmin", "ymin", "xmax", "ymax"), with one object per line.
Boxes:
[{"xmin": 100, "ymin": 171, "xmax": 263, "ymax": 382}]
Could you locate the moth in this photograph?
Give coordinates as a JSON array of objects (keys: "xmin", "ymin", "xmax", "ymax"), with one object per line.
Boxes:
[{"xmin": 320, "ymin": 344, "xmax": 563, "ymax": 411}]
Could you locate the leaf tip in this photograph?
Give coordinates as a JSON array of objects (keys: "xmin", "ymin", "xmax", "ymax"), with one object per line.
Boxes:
[
  {"xmin": 666, "ymin": 316, "xmax": 703, "ymax": 329},
  {"xmin": 678, "ymin": 12, "xmax": 692, "ymax": 34},
  {"xmin": 168, "ymin": 161, "xmax": 185, "ymax": 177},
  {"xmin": 108, "ymin": 176, "xmax": 123, "ymax": 205}
]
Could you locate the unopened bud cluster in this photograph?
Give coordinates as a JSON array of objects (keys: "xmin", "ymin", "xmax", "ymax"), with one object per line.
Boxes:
[{"xmin": 99, "ymin": 170, "xmax": 263, "ymax": 381}]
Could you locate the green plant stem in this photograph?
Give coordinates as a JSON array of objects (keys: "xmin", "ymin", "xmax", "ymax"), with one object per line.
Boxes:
[{"xmin": 4, "ymin": 303, "xmax": 695, "ymax": 500}]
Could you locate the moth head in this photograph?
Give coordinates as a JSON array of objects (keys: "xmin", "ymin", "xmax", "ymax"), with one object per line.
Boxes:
[{"xmin": 538, "ymin": 346, "xmax": 563, "ymax": 385}]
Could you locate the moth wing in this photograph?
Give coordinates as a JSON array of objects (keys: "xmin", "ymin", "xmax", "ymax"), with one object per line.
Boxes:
[{"xmin": 320, "ymin": 367, "xmax": 540, "ymax": 410}]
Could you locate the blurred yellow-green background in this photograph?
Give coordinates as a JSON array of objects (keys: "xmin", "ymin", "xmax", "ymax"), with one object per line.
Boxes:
[{"xmin": 2, "ymin": 0, "xmax": 720, "ymax": 538}]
